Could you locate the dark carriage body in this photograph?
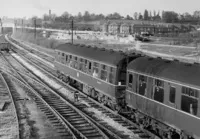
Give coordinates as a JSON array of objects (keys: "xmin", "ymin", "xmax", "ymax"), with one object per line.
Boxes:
[
  {"xmin": 126, "ymin": 57, "xmax": 200, "ymax": 138},
  {"xmin": 54, "ymin": 43, "xmax": 138, "ymax": 107}
]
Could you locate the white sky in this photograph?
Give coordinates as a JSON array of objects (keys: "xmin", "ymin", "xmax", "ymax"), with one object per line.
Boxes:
[{"xmin": 1, "ymin": 0, "xmax": 200, "ymax": 18}]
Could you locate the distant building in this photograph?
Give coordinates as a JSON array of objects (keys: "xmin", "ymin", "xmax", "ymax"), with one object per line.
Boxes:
[
  {"xmin": 101, "ymin": 19, "xmax": 197, "ymax": 35},
  {"xmin": 102, "ymin": 22, "xmax": 109, "ymax": 32},
  {"xmin": 108, "ymin": 22, "xmax": 119, "ymax": 34},
  {"xmin": 120, "ymin": 23, "xmax": 130, "ymax": 35}
]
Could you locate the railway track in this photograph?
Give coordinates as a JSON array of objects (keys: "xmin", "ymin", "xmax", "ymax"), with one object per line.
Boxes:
[
  {"xmin": 6, "ymin": 37, "xmax": 157, "ymax": 139},
  {"xmin": 0, "ymin": 72, "xmax": 20, "ymax": 139},
  {"xmin": 19, "ymin": 73, "xmax": 109, "ymax": 139},
  {"xmin": 1, "ymin": 51, "xmax": 42, "ymax": 83},
  {"xmin": 8, "ymin": 36, "xmax": 54, "ymax": 63},
  {"xmin": 2, "ymin": 71, "xmax": 76, "ymax": 139},
  {"xmin": 1, "ymin": 50, "xmax": 110, "ymax": 139}
]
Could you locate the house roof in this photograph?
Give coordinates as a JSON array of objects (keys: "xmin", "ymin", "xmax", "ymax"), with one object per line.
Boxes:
[
  {"xmin": 128, "ymin": 57, "xmax": 200, "ymax": 88},
  {"xmin": 55, "ymin": 43, "xmax": 127, "ymax": 66}
]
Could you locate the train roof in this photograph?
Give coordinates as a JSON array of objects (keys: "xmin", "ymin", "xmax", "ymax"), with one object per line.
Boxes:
[
  {"xmin": 128, "ymin": 57, "xmax": 200, "ymax": 88},
  {"xmin": 55, "ymin": 43, "xmax": 127, "ymax": 66}
]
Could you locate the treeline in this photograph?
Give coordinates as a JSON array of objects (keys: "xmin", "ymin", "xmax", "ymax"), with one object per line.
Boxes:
[
  {"xmin": 43, "ymin": 11, "xmax": 124, "ymax": 23},
  {"xmin": 16, "ymin": 10, "xmax": 200, "ymax": 28},
  {"xmin": 42, "ymin": 10, "xmax": 200, "ymax": 24}
]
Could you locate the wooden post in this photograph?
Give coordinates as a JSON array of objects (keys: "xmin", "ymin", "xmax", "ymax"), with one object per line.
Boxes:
[{"xmin": 71, "ymin": 18, "xmax": 73, "ymax": 44}]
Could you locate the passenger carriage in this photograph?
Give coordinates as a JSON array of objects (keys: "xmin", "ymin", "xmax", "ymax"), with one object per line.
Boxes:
[
  {"xmin": 54, "ymin": 43, "xmax": 138, "ymax": 109},
  {"xmin": 126, "ymin": 57, "xmax": 200, "ymax": 138}
]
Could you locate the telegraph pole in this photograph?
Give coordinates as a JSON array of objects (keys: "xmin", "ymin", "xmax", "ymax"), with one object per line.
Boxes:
[
  {"xmin": 71, "ymin": 18, "xmax": 74, "ymax": 44},
  {"xmin": 22, "ymin": 19, "xmax": 23, "ymax": 32},
  {"xmin": 34, "ymin": 18, "xmax": 36, "ymax": 39},
  {"xmin": 0, "ymin": 18, "xmax": 3, "ymax": 34}
]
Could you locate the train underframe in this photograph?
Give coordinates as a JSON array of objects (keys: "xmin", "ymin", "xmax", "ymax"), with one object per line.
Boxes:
[
  {"xmin": 57, "ymin": 70, "xmax": 119, "ymax": 110},
  {"xmin": 56, "ymin": 70, "xmax": 195, "ymax": 139}
]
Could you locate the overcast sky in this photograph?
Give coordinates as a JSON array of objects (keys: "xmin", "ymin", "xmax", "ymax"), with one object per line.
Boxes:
[{"xmin": 1, "ymin": 0, "xmax": 200, "ymax": 18}]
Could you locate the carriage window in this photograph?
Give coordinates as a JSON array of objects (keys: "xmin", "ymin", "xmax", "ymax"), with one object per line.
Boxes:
[
  {"xmin": 100, "ymin": 64, "xmax": 108, "ymax": 81},
  {"xmin": 102, "ymin": 64, "xmax": 105, "ymax": 70},
  {"xmin": 155, "ymin": 79, "xmax": 164, "ymax": 88},
  {"xmin": 110, "ymin": 67, "xmax": 114, "ymax": 72},
  {"xmin": 138, "ymin": 75, "xmax": 147, "ymax": 96},
  {"xmin": 182, "ymin": 87, "xmax": 199, "ymax": 98},
  {"xmin": 169, "ymin": 86, "xmax": 176, "ymax": 103},
  {"xmin": 181, "ymin": 95, "xmax": 198, "ymax": 116},
  {"xmin": 128, "ymin": 74, "xmax": 133, "ymax": 83},
  {"xmin": 69, "ymin": 55, "xmax": 72, "ymax": 59},
  {"xmin": 128, "ymin": 73, "xmax": 133, "ymax": 90},
  {"xmin": 94, "ymin": 62, "xmax": 99, "ymax": 67},
  {"xmin": 62, "ymin": 53, "xmax": 64, "ymax": 56},
  {"xmin": 88, "ymin": 62, "xmax": 92, "ymax": 70},
  {"xmin": 93, "ymin": 62, "xmax": 99, "ymax": 78},
  {"xmin": 66, "ymin": 55, "xmax": 68, "ymax": 62},
  {"xmin": 109, "ymin": 67, "xmax": 116, "ymax": 84},
  {"xmin": 181, "ymin": 87, "xmax": 199, "ymax": 116},
  {"xmin": 109, "ymin": 73, "xmax": 114, "ymax": 84},
  {"xmin": 79, "ymin": 58, "xmax": 87, "ymax": 73},
  {"xmin": 69, "ymin": 55, "xmax": 78, "ymax": 69},
  {"xmin": 153, "ymin": 79, "xmax": 164, "ymax": 103},
  {"xmin": 100, "ymin": 70, "xmax": 107, "ymax": 81}
]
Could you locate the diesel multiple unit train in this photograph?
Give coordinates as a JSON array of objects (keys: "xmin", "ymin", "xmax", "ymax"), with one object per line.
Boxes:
[{"xmin": 54, "ymin": 43, "xmax": 200, "ymax": 139}]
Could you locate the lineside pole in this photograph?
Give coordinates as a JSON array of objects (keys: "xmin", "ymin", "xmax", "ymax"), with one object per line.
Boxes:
[
  {"xmin": 71, "ymin": 18, "xmax": 73, "ymax": 44},
  {"xmin": 0, "ymin": 18, "xmax": 3, "ymax": 34},
  {"xmin": 22, "ymin": 19, "xmax": 23, "ymax": 32},
  {"xmin": 34, "ymin": 19, "xmax": 36, "ymax": 39}
]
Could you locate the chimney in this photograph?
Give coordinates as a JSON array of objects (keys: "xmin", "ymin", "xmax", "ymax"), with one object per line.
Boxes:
[{"xmin": 49, "ymin": 9, "xmax": 51, "ymax": 17}]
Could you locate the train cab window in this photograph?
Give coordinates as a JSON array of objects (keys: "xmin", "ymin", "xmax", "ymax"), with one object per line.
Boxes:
[
  {"xmin": 128, "ymin": 73, "xmax": 133, "ymax": 88},
  {"xmin": 138, "ymin": 75, "xmax": 147, "ymax": 96},
  {"xmin": 169, "ymin": 86, "xmax": 176, "ymax": 103},
  {"xmin": 100, "ymin": 64, "xmax": 108, "ymax": 81},
  {"xmin": 109, "ymin": 67, "xmax": 116, "ymax": 84},
  {"xmin": 93, "ymin": 62, "xmax": 99, "ymax": 78},
  {"xmin": 153, "ymin": 79, "xmax": 164, "ymax": 103},
  {"xmin": 181, "ymin": 87, "xmax": 199, "ymax": 116}
]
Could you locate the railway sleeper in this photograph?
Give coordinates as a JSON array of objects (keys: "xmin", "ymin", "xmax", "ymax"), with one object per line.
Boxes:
[
  {"xmin": 72, "ymin": 123, "xmax": 91, "ymax": 127},
  {"xmin": 57, "ymin": 110, "xmax": 74, "ymax": 114},
  {"xmin": 79, "ymin": 128, "xmax": 97, "ymax": 133},
  {"xmin": 67, "ymin": 117, "xmax": 85, "ymax": 121},
  {"xmin": 61, "ymin": 112, "xmax": 77, "ymax": 116},
  {"xmin": 70, "ymin": 120, "xmax": 88, "ymax": 125},
  {"xmin": 84, "ymin": 133, "xmax": 104, "ymax": 139}
]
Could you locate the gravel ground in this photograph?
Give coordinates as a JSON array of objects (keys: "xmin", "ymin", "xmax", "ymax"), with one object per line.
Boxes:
[
  {"xmin": 0, "ymin": 79, "xmax": 18, "ymax": 139},
  {"xmin": 2, "ymin": 64, "xmax": 67, "ymax": 139},
  {"xmin": 12, "ymin": 53, "xmax": 142, "ymax": 139}
]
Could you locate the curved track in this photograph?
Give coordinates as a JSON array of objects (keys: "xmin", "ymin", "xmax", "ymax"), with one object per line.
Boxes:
[
  {"xmin": 6, "ymin": 36, "xmax": 157, "ymax": 139},
  {"xmin": 0, "ymin": 72, "xmax": 20, "ymax": 139},
  {"xmin": 2, "ymin": 71, "xmax": 76, "ymax": 139},
  {"xmin": 1, "ymin": 51, "xmax": 109, "ymax": 139}
]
